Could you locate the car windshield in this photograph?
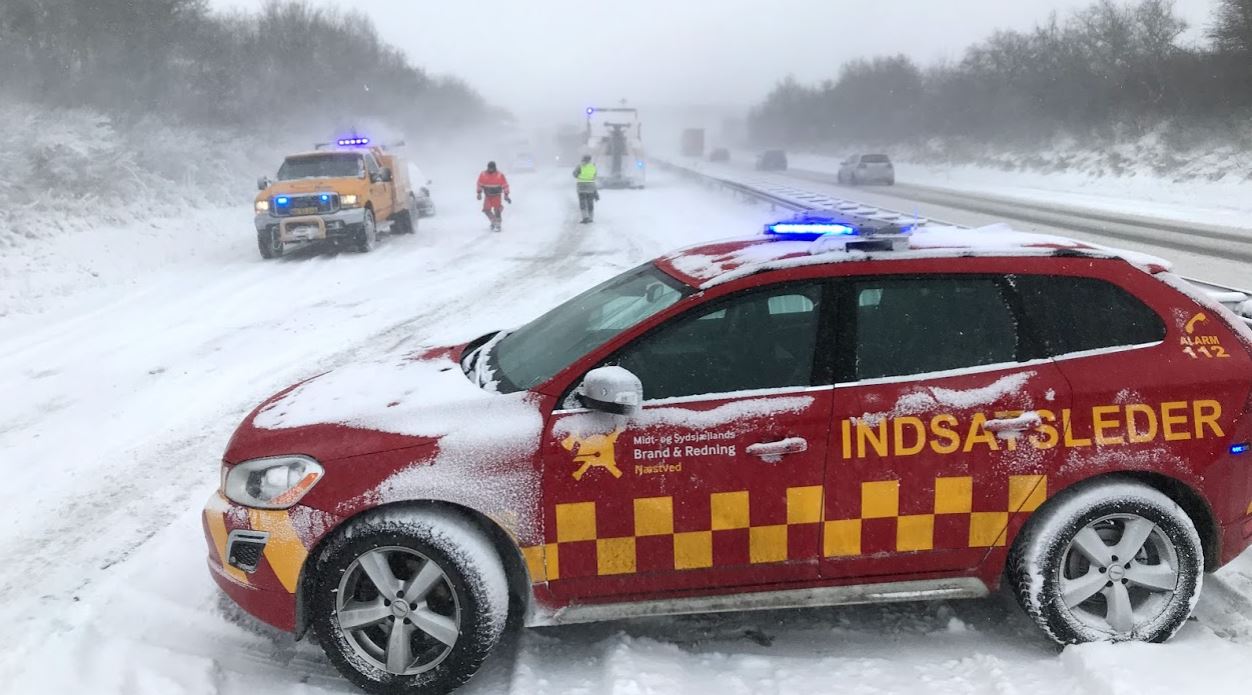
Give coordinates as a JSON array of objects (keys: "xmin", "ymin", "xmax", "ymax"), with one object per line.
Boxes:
[
  {"xmin": 491, "ymin": 263, "xmax": 689, "ymax": 392},
  {"xmin": 277, "ymin": 153, "xmax": 363, "ymax": 181},
  {"xmin": 862, "ymin": 154, "xmax": 890, "ymax": 163}
]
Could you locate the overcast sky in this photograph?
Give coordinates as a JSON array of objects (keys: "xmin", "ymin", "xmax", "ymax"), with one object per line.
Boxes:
[{"xmin": 211, "ymin": 0, "xmax": 1218, "ymax": 120}]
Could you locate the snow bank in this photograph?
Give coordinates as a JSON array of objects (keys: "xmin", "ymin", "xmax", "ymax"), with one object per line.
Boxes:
[{"xmin": 0, "ymin": 101, "xmax": 287, "ymax": 251}]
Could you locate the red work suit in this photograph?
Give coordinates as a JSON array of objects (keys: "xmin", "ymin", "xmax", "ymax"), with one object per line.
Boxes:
[{"xmin": 476, "ymin": 171, "xmax": 510, "ymax": 218}]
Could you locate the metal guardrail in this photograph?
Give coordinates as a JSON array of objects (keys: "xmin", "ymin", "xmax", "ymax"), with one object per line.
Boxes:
[
  {"xmin": 656, "ymin": 158, "xmax": 937, "ymax": 229},
  {"xmin": 657, "ymin": 157, "xmax": 1252, "ymax": 326}
]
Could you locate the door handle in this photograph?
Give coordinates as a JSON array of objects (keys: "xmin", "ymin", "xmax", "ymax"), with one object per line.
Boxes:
[
  {"xmin": 747, "ymin": 437, "xmax": 808, "ymax": 461},
  {"xmin": 982, "ymin": 412, "xmax": 1043, "ymax": 437}
]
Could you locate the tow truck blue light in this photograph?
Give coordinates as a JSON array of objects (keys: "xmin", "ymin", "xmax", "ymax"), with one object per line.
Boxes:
[
  {"xmin": 636, "ymin": 160, "xmax": 645, "ymax": 169},
  {"xmin": 276, "ymin": 196, "xmax": 290, "ymax": 205},
  {"xmin": 337, "ymin": 137, "xmax": 370, "ymax": 146},
  {"xmin": 319, "ymin": 194, "xmax": 330, "ymax": 202},
  {"xmin": 766, "ymin": 222, "xmax": 856, "ymax": 236},
  {"xmin": 1231, "ymin": 442, "xmax": 1250, "ymax": 455},
  {"xmin": 586, "ymin": 107, "xmax": 595, "ymax": 116}
]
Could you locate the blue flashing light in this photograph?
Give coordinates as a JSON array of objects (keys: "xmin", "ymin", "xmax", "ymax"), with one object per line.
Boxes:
[
  {"xmin": 636, "ymin": 159, "xmax": 645, "ymax": 169},
  {"xmin": 766, "ymin": 222, "xmax": 856, "ymax": 237},
  {"xmin": 337, "ymin": 137, "xmax": 370, "ymax": 146},
  {"xmin": 586, "ymin": 107, "xmax": 595, "ymax": 116},
  {"xmin": 1231, "ymin": 442, "xmax": 1250, "ymax": 455},
  {"xmin": 319, "ymin": 194, "xmax": 330, "ymax": 202},
  {"xmin": 276, "ymin": 196, "xmax": 290, "ymax": 205}
]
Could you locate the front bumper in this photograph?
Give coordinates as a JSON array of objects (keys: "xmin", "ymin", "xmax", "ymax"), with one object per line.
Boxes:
[
  {"xmin": 202, "ymin": 491, "xmax": 340, "ymax": 632},
  {"xmin": 254, "ymin": 207, "xmax": 368, "ymax": 243}
]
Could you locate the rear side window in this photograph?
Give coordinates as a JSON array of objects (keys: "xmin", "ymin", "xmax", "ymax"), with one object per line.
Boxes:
[
  {"xmin": 1010, "ymin": 275, "xmax": 1165, "ymax": 356},
  {"xmin": 861, "ymin": 154, "xmax": 890, "ymax": 163},
  {"xmin": 850, "ymin": 277, "xmax": 1018, "ymax": 380}
]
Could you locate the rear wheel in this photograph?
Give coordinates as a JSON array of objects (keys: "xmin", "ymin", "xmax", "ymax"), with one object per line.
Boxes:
[
  {"xmin": 311, "ymin": 510, "xmax": 510, "ymax": 695},
  {"xmin": 1008, "ymin": 478, "xmax": 1202, "ymax": 645},
  {"xmin": 358, "ymin": 209, "xmax": 377, "ymax": 252},
  {"xmin": 258, "ymin": 229, "xmax": 283, "ymax": 259},
  {"xmin": 392, "ymin": 196, "xmax": 418, "ymax": 234}
]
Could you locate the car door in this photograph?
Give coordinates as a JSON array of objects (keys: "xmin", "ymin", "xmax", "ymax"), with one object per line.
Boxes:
[
  {"xmin": 540, "ymin": 281, "xmax": 835, "ymax": 601},
  {"xmin": 821, "ymin": 274, "xmax": 1070, "ymax": 580}
]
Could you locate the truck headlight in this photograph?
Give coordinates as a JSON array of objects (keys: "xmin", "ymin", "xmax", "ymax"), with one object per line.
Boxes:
[
  {"xmin": 255, "ymin": 200, "xmax": 270, "ymax": 213},
  {"xmin": 223, "ymin": 455, "xmax": 324, "ymax": 509},
  {"xmin": 341, "ymin": 194, "xmax": 359, "ymax": 207}
]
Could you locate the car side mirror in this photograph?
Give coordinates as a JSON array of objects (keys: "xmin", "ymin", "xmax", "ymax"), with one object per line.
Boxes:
[
  {"xmin": 257, "ymin": 176, "xmax": 270, "ymax": 191},
  {"xmin": 578, "ymin": 366, "xmax": 642, "ymax": 415}
]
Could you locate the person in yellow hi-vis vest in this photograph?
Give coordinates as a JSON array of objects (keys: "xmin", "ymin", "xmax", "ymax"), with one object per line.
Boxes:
[{"xmin": 572, "ymin": 155, "xmax": 599, "ymax": 223}]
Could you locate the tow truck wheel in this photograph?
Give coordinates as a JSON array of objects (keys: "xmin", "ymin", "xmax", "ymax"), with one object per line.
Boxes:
[
  {"xmin": 393, "ymin": 200, "xmax": 417, "ymax": 235},
  {"xmin": 1008, "ymin": 478, "xmax": 1202, "ymax": 645},
  {"xmin": 258, "ymin": 229, "xmax": 283, "ymax": 259},
  {"xmin": 311, "ymin": 510, "xmax": 509, "ymax": 695},
  {"xmin": 358, "ymin": 209, "xmax": 377, "ymax": 253}
]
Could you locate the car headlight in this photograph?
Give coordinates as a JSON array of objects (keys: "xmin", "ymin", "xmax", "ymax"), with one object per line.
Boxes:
[
  {"xmin": 223, "ymin": 455, "xmax": 324, "ymax": 509},
  {"xmin": 341, "ymin": 194, "xmax": 359, "ymax": 207},
  {"xmin": 255, "ymin": 200, "xmax": 270, "ymax": 213}
]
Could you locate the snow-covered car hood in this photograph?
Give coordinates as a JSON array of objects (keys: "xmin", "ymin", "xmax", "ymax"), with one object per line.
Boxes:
[{"xmin": 224, "ymin": 349, "xmax": 543, "ymax": 464}]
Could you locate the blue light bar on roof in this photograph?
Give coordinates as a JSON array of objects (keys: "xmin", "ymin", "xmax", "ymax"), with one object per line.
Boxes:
[
  {"xmin": 766, "ymin": 222, "xmax": 856, "ymax": 236},
  {"xmin": 1231, "ymin": 442, "xmax": 1250, "ymax": 455},
  {"xmin": 337, "ymin": 137, "xmax": 370, "ymax": 146}
]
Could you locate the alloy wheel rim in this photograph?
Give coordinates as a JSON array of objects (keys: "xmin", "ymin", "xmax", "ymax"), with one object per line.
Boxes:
[
  {"xmin": 335, "ymin": 546, "xmax": 461, "ymax": 675},
  {"xmin": 1057, "ymin": 513, "xmax": 1180, "ymax": 637}
]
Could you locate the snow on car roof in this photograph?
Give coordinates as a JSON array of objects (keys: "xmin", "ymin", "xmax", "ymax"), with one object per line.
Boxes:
[{"xmin": 655, "ymin": 222, "xmax": 1172, "ymax": 289}]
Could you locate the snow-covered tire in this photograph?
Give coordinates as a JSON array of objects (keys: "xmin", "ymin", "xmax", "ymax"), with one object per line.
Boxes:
[
  {"xmin": 258, "ymin": 229, "xmax": 283, "ymax": 259},
  {"xmin": 392, "ymin": 198, "xmax": 417, "ymax": 235},
  {"xmin": 1007, "ymin": 477, "xmax": 1202, "ymax": 645},
  {"xmin": 310, "ymin": 509, "xmax": 510, "ymax": 695},
  {"xmin": 358, "ymin": 209, "xmax": 378, "ymax": 253}
]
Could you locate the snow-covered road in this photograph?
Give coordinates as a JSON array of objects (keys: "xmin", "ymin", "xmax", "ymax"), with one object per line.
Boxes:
[{"xmin": 3, "ymin": 167, "xmax": 1252, "ymax": 694}]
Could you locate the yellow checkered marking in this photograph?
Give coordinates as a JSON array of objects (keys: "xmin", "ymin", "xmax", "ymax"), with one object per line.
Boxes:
[
  {"xmin": 634, "ymin": 496, "xmax": 673, "ymax": 537},
  {"xmin": 522, "ymin": 476, "xmax": 1047, "ymax": 582}
]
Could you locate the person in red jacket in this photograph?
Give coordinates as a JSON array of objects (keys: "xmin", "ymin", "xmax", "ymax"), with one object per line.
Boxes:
[{"xmin": 476, "ymin": 161, "xmax": 511, "ymax": 232}]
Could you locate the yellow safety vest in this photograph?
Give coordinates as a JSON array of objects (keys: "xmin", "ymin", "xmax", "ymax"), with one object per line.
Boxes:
[{"xmin": 577, "ymin": 163, "xmax": 598, "ymax": 182}]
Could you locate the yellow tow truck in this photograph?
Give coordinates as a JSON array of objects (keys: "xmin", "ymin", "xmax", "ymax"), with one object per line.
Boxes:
[{"xmin": 253, "ymin": 139, "xmax": 423, "ymax": 259}]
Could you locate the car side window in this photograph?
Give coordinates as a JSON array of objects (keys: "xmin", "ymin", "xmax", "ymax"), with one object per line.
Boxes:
[
  {"xmin": 610, "ymin": 283, "xmax": 825, "ymax": 401},
  {"xmin": 850, "ymin": 277, "xmax": 1018, "ymax": 380},
  {"xmin": 1009, "ymin": 275, "xmax": 1165, "ymax": 356},
  {"xmin": 364, "ymin": 155, "xmax": 380, "ymax": 178}
]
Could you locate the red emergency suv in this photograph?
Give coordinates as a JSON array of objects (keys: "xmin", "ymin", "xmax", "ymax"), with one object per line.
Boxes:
[{"xmin": 204, "ymin": 216, "xmax": 1252, "ymax": 694}]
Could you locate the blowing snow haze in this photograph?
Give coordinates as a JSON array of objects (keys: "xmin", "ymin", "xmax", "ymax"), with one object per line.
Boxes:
[{"xmin": 214, "ymin": 0, "xmax": 1215, "ymax": 119}]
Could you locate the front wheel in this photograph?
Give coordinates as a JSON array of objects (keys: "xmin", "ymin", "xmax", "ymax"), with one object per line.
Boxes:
[
  {"xmin": 258, "ymin": 229, "xmax": 283, "ymax": 259},
  {"xmin": 358, "ymin": 209, "xmax": 377, "ymax": 252},
  {"xmin": 310, "ymin": 510, "xmax": 510, "ymax": 695},
  {"xmin": 1008, "ymin": 478, "xmax": 1202, "ymax": 645}
]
